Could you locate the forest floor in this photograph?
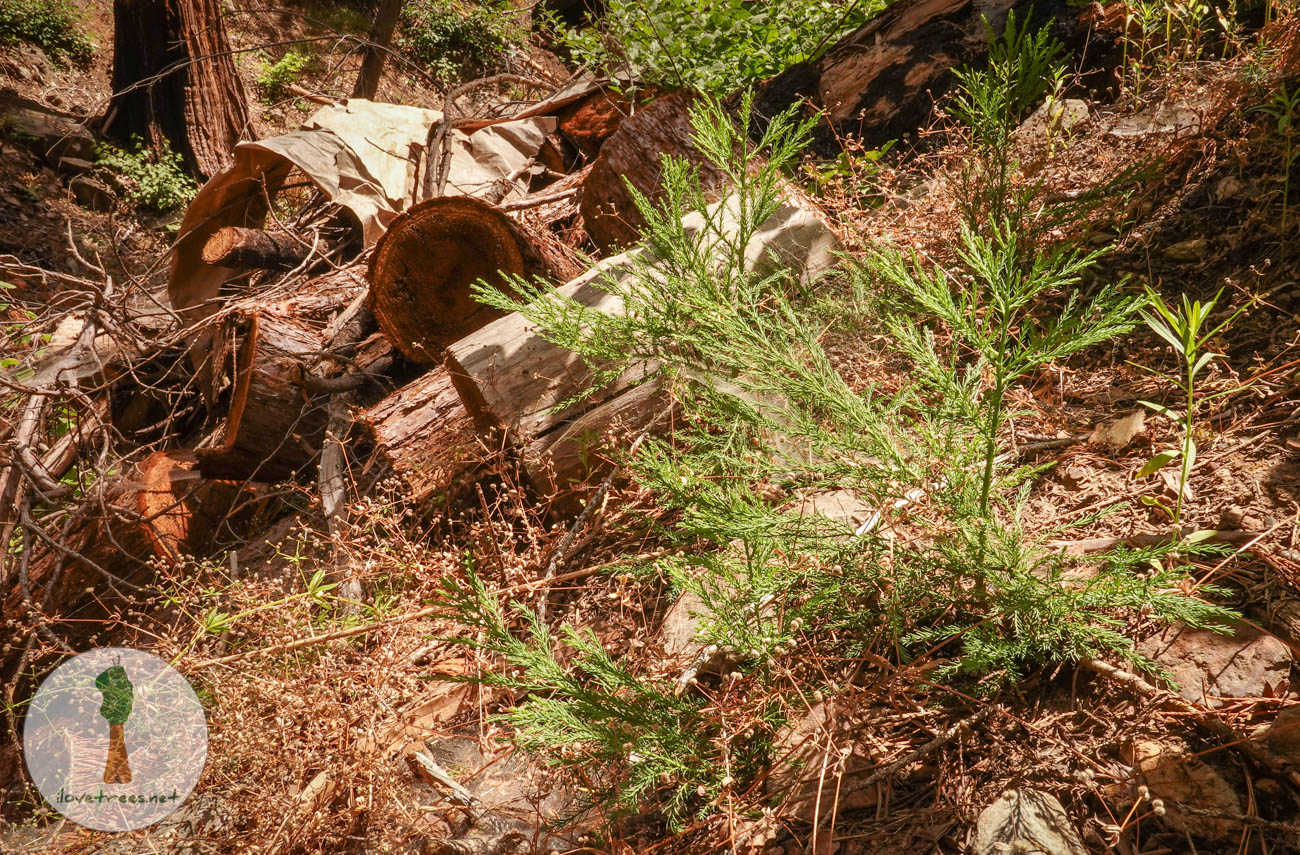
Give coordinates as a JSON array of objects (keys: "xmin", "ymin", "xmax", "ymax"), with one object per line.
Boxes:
[{"xmin": 4, "ymin": 3, "xmax": 1300, "ymax": 855}]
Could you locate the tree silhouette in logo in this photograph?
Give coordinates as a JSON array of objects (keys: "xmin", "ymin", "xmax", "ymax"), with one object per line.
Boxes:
[{"xmin": 95, "ymin": 665, "xmax": 133, "ymax": 784}]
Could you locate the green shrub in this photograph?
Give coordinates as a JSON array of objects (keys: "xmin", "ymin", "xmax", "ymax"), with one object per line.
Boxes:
[
  {"xmin": 96, "ymin": 140, "xmax": 197, "ymax": 213},
  {"xmin": 256, "ymin": 48, "xmax": 315, "ymax": 101},
  {"xmin": 400, "ymin": 0, "xmax": 517, "ymax": 82},
  {"xmin": 555, "ymin": 0, "xmax": 878, "ymax": 96},
  {"xmin": 0, "ymin": 0, "xmax": 93, "ymax": 67}
]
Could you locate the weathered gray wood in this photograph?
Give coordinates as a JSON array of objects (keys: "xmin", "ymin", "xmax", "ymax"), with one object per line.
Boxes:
[{"xmin": 445, "ymin": 194, "xmax": 841, "ymax": 446}]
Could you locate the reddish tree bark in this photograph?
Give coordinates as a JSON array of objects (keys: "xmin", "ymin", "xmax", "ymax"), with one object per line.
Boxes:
[{"xmin": 104, "ymin": 0, "xmax": 252, "ymax": 178}]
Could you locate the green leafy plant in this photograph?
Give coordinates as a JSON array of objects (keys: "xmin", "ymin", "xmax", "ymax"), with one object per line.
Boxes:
[
  {"xmin": 1253, "ymin": 80, "xmax": 1300, "ymax": 257},
  {"xmin": 554, "ymin": 0, "xmax": 877, "ymax": 96},
  {"xmin": 437, "ymin": 568, "xmax": 752, "ymax": 827},
  {"xmin": 400, "ymin": 0, "xmax": 519, "ymax": 82},
  {"xmin": 1133, "ymin": 285, "xmax": 1251, "ymax": 529},
  {"xmin": 0, "ymin": 0, "xmax": 93, "ymax": 67},
  {"xmin": 95, "ymin": 140, "xmax": 197, "ymax": 213},
  {"xmin": 871, "ymin": 222, "xmax": 1141, "ymax": 518},
  {"xmin": 256, "ymin": 48, "xmax": 315, "ymax": 101}
]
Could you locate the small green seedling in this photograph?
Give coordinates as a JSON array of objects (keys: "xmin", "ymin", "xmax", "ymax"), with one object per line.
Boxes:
[
  {"xmin": 1134, "ymin": 285, "xmax": 1251, "ymax": 530},
  {"xmin": 1253, "ymin": 81, "xmax": 1300, "ymax": 258}
]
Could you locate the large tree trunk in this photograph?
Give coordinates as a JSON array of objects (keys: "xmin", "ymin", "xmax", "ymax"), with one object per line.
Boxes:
[
  {"xmin": 360, "ymin": 365, "xmax": 484, "ymax": 511},
  {"xmin": 446, "ymin": 193, "xmax": 840, "ymax": 510},
  {"xmin": 104, "ymin": 0, "xmax": 252, "ymax": 178},
  {"xmin": 579, "ymin": 90, "xmax": 727, "ymax": 253},
  {"xmin": 352, "ymin": 0, "xmax": 405, "ymax": 100}
]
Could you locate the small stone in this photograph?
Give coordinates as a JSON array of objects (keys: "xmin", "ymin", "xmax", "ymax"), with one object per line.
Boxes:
[
  {"xmin": 1214, "ymin": 175, "xmax": 1244, "ymax": 201},
  {"xmin": 1263, "ymin": 706, "xmax": 1300, "ymax": 763},
  {"xmin": 1163, "ymin": 238, "xmax": 1207, "ymax": 263},
  {"xmin": 974, "ymin": 789, "xmax": 1086, "ymax": 855},
  {"xmin": 1089, "ymin": 409, "xmax": 1146, "ymax": 450}
]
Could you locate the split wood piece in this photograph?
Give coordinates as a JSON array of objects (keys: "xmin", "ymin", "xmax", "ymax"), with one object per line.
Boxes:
[
  {"xmin": 196, "ymin": 309, "xmax": 331, "ymax": 482},
  {"xmin": 4, "ymin": 451, "xmax": 252, "ymax": 624},
  {"xmin": 555, "ymin": 87, "xmax": 654, "ymax": 159},
  {"xmin": 447, "ymin": 194, "xmax": 841, "ymax": 502},
  {"xmin": 580, "ymin": 89, "xmax": 728, "ymax": 253},
  {"xmin": 196, "ymin": 267, "xmax": 371, "ymax": 481},
  {"xmin": 367, "ymin": 196, "xmax": 583, "ymax": 363},
  {"xmin": 360, "ymin": 365, "xmax": 483, "ymax": 510},
  {"xmin": 524, "ymin": 380, "xmax": 674, "ymax": 513},
  {"xmin": 752, "ymin": 0, "xmax": 1080, "ymax": 156},
  {"xmin": 200, "ymin": 226, "xmax": 311, "ymax": 271}
]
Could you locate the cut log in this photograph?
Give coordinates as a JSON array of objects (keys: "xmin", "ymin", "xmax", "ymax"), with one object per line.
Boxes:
[
  {"xmin": 360, "ymin": 365, "xmax": 483, "ymax": 510},
  {"xmin": 104, "ymin": 0, "xmax": 252, "ymax": 178},
  {"xmin": 580, "ymin": 89, "xmax": 728, "ymax": 253},
  {"xmin": 197, "ymin": 270, "xmax": 369, "ymax": 481},
  {"xmin": 752, "ymin": 0, "xmax": 1082, "ymax": 156},
  {"xmin": 447, "ymin": 194, "xmax": 840, "ymax": 504},
  {"xmin": 367, "ymin": 195, "xmax": 583, "ymax": 363},
  {"xmin": 201, "ymin": 227, "xmax": 311, "ymax": 271}
]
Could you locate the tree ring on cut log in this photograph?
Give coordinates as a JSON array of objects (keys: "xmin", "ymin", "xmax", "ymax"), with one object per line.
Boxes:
[{"xmin": 368, "ymin": 196, "xmax": 526, "ymax": 363}]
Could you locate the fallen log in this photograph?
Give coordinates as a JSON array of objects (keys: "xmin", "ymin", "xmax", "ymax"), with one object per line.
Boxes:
[
  {"xmin": 201, "ymin": 226, "xmax": 311, "ymax": 271},
  {"xmin": 447, "ymin": 193, "xmax": 840, "ymax": 506},
  {"xmin": 580, "ymin": 89, "xmax": 728, "ymax": 253},
  {"xmin": 752, "ymin": 0, "xmax": 1082, "ymax": 156},
  {"xmin": 367, "ymin": 195, "xmax": 583, "ymax": 363},
  {"xmin": 360, "ymin": 365, "xmax": 483, "ymax": 510}
]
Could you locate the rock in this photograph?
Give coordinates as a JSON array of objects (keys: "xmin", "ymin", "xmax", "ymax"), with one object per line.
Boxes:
[
  {"xmin": 56, "ymin": 156, "xmax": 94, "ymax": 175},
  {"xmin": 1262, "ymin": 705, "xmax": 1300, "ymax": 763},
  {"xmin": 1061, "ymin": 462, "xmax": 1092, "ymax": 489},
  {"xmin": 1129, "ymin": 739, "xmax": 1242, "ymax": 841},
  {"xmin": 1214, "ymin": 175, "xmax": 1244, "ymax": 202},
  {"xmin": 661, "ymin": 590, "xmax": 708, "ymax": 660},
  {"xmin": 1018, "ymin": 97, "xmax": 1090, "ymax": 139},
  {"xmin": 1137, "ymin": 622, "xmax": 1292, "ymax": 708},
  {"xmin": 0, "ymin": 91, "xmax": 96, "ymax": 165},
  {"xmin": 974, "ymin": 789, "xmax": 1086, "ymax": 855},
  {"xmin": 1089, "ymin": 409, "xmax": 1146, "ymax": 450},
  {"xmin": 69, "ymin": 176, "xmax": 115, "ymax": 212},
  {"xmin": 768, "ymin": 702, "xmax": 878, "ymax": 821},
  {"xmin": 793, "ymin": 489, "xmax": 877, "ymax": 533},
  {"xmin": 1107, "ymin": 99, "xmax": 1205, "ymax": 139},
  {"xmin": 1163, "ymin": 238, "xmax": 1208, "ymax": 263}
]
